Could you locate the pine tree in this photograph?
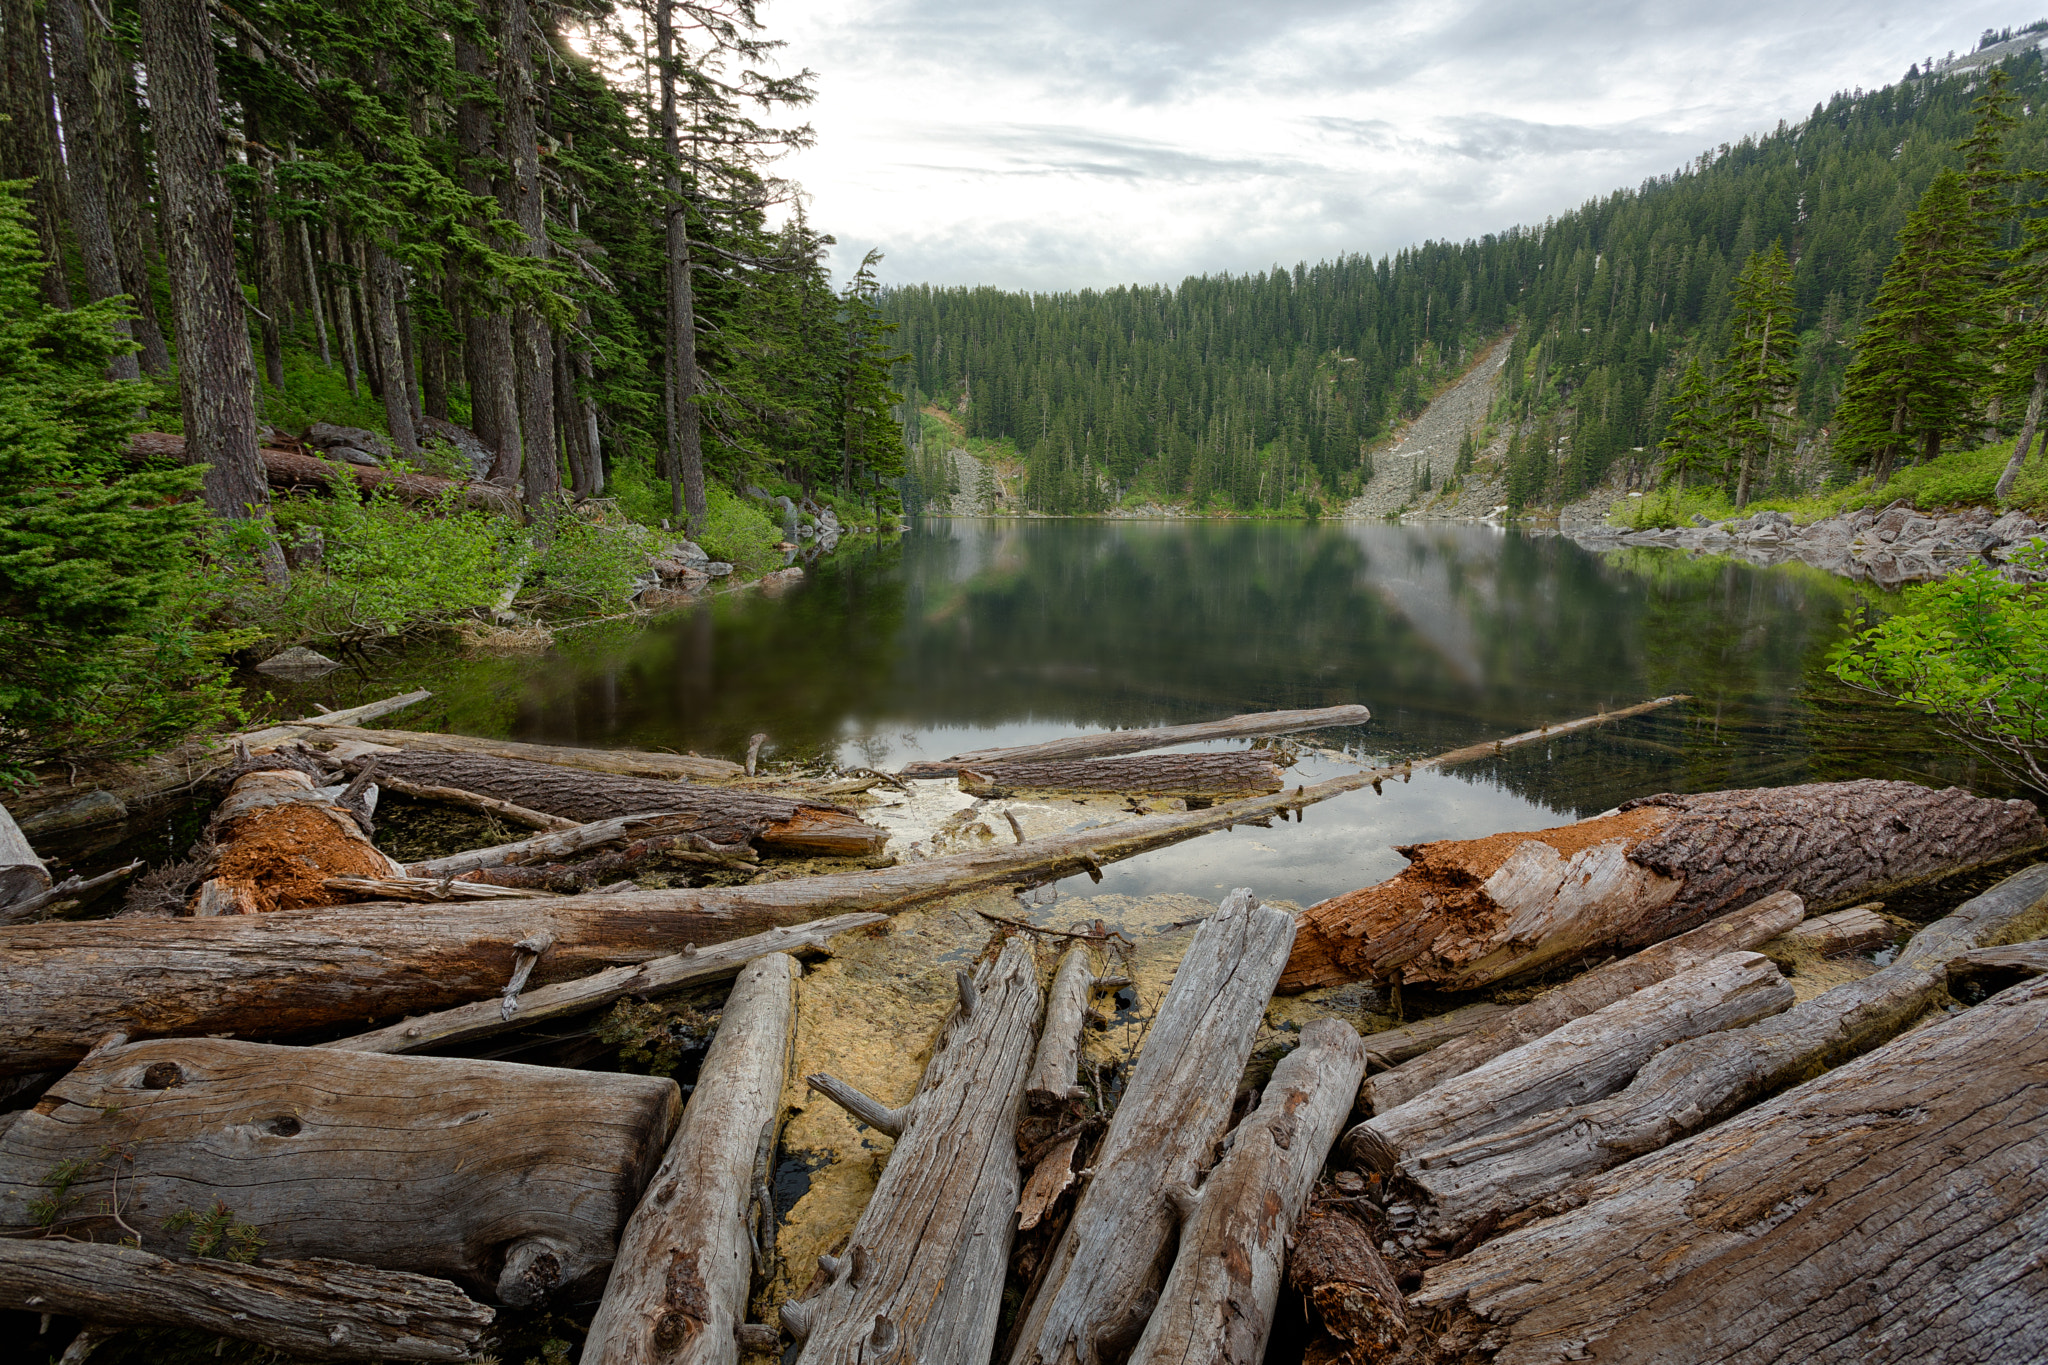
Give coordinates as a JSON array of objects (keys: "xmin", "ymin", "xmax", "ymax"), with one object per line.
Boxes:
[
  {"xmin": 1659, "ymin": 357, "xmax": 1724, "ymax": 491},
  {"xmin": 1718, "ymin": 244, "xmax": 1799, "ymax": 507},
  {"xmin": 1834, "ymin": 172, "xmax": 1993, "ymax": 482}
]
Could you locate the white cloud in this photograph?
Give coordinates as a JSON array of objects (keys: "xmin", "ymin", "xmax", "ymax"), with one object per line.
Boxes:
[{"xmin": 760, "ymin": 0, "xmax": 2012, "ymax": 289}]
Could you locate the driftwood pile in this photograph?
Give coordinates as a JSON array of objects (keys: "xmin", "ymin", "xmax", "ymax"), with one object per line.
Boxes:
[{"xmin": 4, "ymin": 692, "xmax": 2046, "ymax": 1365}]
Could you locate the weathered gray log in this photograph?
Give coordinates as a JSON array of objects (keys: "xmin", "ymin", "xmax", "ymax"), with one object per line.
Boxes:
[
  {"xmin": 1129, "ymin": 1017, "xmax": 1366, "ymax": 1365},
  {"xmin": 0, "ymin": 715, "xmax": 1686, "ymax": 1077},
  {"xmin": 0, "ymin": 860, "xmax": 142, "ymax": 926},
  {"xmin": 1008, "ymin": 889, "xmax": 1296, "ymax": 1365},
  {"xmin": 371, "ymin": 775, "xmax": 579, "ymax": 831},
  {"xmin": 338, "ymin": 750, "xmax": 881, "ymax": 854},
  {"xmin": 322, "ymin": 913, "xmax": 875, "ymax": 1056},
  {"xmin": 322, "ymin": 875, "xmax": 557, "ymax": 902},
  {"xmin": 1773, "ymin": 902, "xmax": 1894, "ymax": 956},
  {"xmin": 0, "ymin": 1038, "xmax": 679, "ymax": 1304},
  {"xmin": 0, "ymin": 799, "xmax": 50, "ymax": 907},
  {"xmin": 187, "ymin": 767, "xmax": 406, "ymax": 915},
  {"xmin": 584, "ymin": 952, "xmax": 798, "ymax": 1365},
  {"xmin": 1390, "ymin": 861, "xmax": 2048, "ymax": 1251},
  {"xmin": 0, "ymin": 1238, "xmax": 492, "ymax": 1361},
  {"xmin": 312, "ymin": 723, "xmax": 743, "ymax": 780},
  {"xmin": 1284, "ymin": 780, "xmax": 2047, "ymax": 992},
  {"xmin": 462, "ymin": 831, "xmax": 763, "ymax": 893},
  {"xmin": 1287, "ymin": 1203, "xmax": 1407, "ymax": 1364},
  {"xmin": 1018, "ymin": 944, "xmax": 1102, "ymax": 1231},
  {"xmin": 899, "ymin": 704, "xmax": 1373, "ymax": 777},
  {"xmin": 407, "ymin": 810, "xmax": 714, "ymax": 878},
  {"xmin": 1361, "ymin": 1001, "xmax": 1515, "ymax": 1070},
  {"xmin": 1400, "ymin": 970, "xmax": 2048, "ymax": 1365},
  {"xmin": 1346, "ymin": 951, "xmax": 1794, "ymax": 1175},
  {"xmin": 787, "ymin": 940, "xmax": 1041, "ymax": 1363},
  {"xmin": 959, "ymin": 752, "xmax": 1286, "ymax": 800},
  {"xmin": 1367, "ymin": 892, "xmax": 1806, "ymax": 1114},
  {"xmin": 1947, "ymin": 940, "xmax": 2048, "ymax": 993}
]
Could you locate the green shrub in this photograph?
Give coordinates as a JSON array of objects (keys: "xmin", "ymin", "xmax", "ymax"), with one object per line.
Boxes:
[
  {"xmin": 261, "ymin": 348, "xmax": 389, "ymax": 436},
  {"xmin": 528, "ymin": 509, "xmax": 651, "ymax": 611},
  {"xmin": 695, "ymin": 481, "xmax": 781, "ymax": 569}
]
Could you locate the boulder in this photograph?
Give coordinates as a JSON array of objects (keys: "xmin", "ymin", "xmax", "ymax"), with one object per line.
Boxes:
[
  {"xmin": 419, "ymin": 416, "xmax": 497, "ymax": 480},
  {"xmin": 328, "ymin": 445, "xmax": 382, "ymax": 468},
  {"xmin": 706, "ymin": 561, "xmax": 734, "ymax": 577},
  {"xmin": 306, "ymin": 423, "xmax": 393, "ymax": 463},
  {"xmin": 757, "ymin": 566, "xmax": 804, "ymax": 597},
  {"xmin": 673, "ymin": 539, "xmax": 711, "ymax": 567},
  {"xmin": 1990, "ymin": 511, "xmax": 2042, "ymax": 544},
  {"xmin": 254, "ymin": 645, "xmax": 342, "ymax": 677}
]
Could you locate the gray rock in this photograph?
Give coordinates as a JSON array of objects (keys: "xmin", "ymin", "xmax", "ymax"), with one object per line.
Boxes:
[
  {"xmin": 797, "ymin": 524, "xmax": 814, "ymax": 539},
  {"xmin": 706, "ymin": 562, "xmax": 734, "ymax": 577},
  {"xmin": 306, "ymin": 423, "xmax": 393, "ymax": 462},
  {"xmin": 327, "ymin": 444, "xmax": 382, "ymax": 467},
  {"xmin": 1990, "ymin": 511, "xmax": 2041, "ymax": 544},
  {"xmin": 255, "ymin": 645, "xmax": 342, "ymax": 676},
  {"xmin": 1752, "ymin": 509, "xmax": 1793, "ymax": 528},
  {"xmin": 674, "ymin": 539, "xmax": 710, "ymax": 567},
  {"xmin": 1690, "ymin": 513, "xmax": 1711, "ymax": 527},
  {"xmin": 419, "ymin": 416, "xmax": 497, "ymax": 479}
]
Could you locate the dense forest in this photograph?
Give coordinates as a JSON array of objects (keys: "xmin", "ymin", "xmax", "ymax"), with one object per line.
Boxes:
[{"xmin": 885, "ymin": 43, "xmax": 2048, "ymax": 514}]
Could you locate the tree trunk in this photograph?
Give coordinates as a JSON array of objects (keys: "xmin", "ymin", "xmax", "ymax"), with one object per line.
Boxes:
[
  {"xmin": 0, "ymin": 1037, "xmax": 680, "ymax": 1305},
  {"xmin": 1399, "ymin": 970, "xmax": 2048, "ymax": 1365},
  {"xmin": 405, "ymin": 809, "xmax": 757, "ymax": 879},
  {"xmin": 1017, "ymin": 944, "xmax": 1104, "ymax": 1232},
  {"xmin": 332, "ymin": 750, "xmax": 884, "ymax": 853},
  {"xmin": 1775, "ymin": 902, "xmax": 1893, "ymax": 956},
  {"xmin": 585, "ymin": 952, "xmax": 797, "ymax": 1365},
  {"xmin": 1283, "ymin": 781, "xmax": 2047, "ymax": 993},
  {"xmin": 86, "ymin": 12, "xmax": 169, "ymax": 375},
  {"xmin": 959, "ymin": 753, "xmax": 1287, "ymax": 800},
  {"xmin": 310, "ymin": 723, "xmax": 744, "ymax": 781},
  {"xmin": 243, "ymin": 90, "xmax": 288, "ymax": 393},
  {"xmin": 46, "ymin": 0, "xmax": 140, "ymax": 381},
  {"xmin": 1345, "ymin": 951, "xmax": 1793, "ymax": 1176},
  {"xmin": 1995, "ymin": 361, "xmax": 2048, "ymax": 500},
  {"xmin": 0, "ymin": 0, "xmax": 74, "ymax": 309},
  {"xmin": 367, "ymin": 245, "xmax": 418, "ymax": 457},
  {"xmin": 1008, "ymin": 890, "xmax": 1296, "ymax": 1365},
  {"xmin": 0, "ymin": 800, "xmax": 50, "ymax": 908},
  {"xmin": 900, "ymin": 704, "xmax": 1372, "ymax": 777},
  {"xmin": 0, "ymin": 1238, "xmax": 493, "ymax": 1361},
  {"xmin": 1129, "ymin": 1017, "xmax": 1366, "ymax": 1365},
  {"xmin": 787, "ymin": 941, "xmax": 1039, "ymax": 1363},
  {"xmin": 351, "ymin": 235, "xmax": 383, "ymax": 396},
  {"xmin": 654, "ymin": 0, "xmax": 707, "ymax": 531},
  {"xmin": 324, "ymin": 220, "xmax": 361, "ymax": 394},
  {"xmin": 1287, "ymin": 1203, "xmax": 1407, "ymax": 1365},
  {"xmin": 185, "ymin": 765, "xmax": 406, "ymax": 915},
  {"xmin": 1387, "ymin": 862, "xmax": 2048, "ymax": 1253},
  {"xmin": 451, "ymin": 17, "xmax": 517, "ymax": 478},
  {"xmin": 1946, "ymin": 939, "xmax": 2048, "ymax": 995},
  {"xmin": 1366, "ymin": 891, "xmax": 1806, "ymax": 1114},
  {"xmin": 298, "ymin": 216, "xmax": 332, "ymax": 368},
  {"xmin": 557, "ymin": 335, "xmax": 599, "ymax": 498},
  {"xmin": 137, "ymin": 0, "xmax": 285, "ymax": 584},
  {"xmin": 497, "ymin": 0, "xmax": 557, "ymax": 506}
]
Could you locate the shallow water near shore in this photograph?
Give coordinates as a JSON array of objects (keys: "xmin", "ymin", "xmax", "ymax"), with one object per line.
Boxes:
[{"xmin": 241, "ymin": 516, "xmax": 2021, "ymax": 908}]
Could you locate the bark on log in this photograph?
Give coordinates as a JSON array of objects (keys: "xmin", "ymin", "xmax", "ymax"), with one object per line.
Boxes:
[
  {"xmin": 310, "ymin": 723, "xmax": 744, "ymax": 781},
  {"xmin": 1287, "ymin": 1204, "xmax": 1407, "ymax": 1365},
  {"xmin": 1346, "ymin": 952, "xmax": 1794, "ymax": 1175},
  {"xmin": 322, "ymin": 875, "xmax": 556, "ymax": 902},
  {"xmin": 899, "ymin": 704, "xmax": 1372, "ymax": 777},
  {"xmin": 1366, "ymin": 892, "xmax": 1806, "ymax": 1114},
  {"xmin": 1400, "ymin": 970, "xmax": 2048, "ymax": 1365},
  {"xmin": 1388, "ymin": 861, "xmax": 2048, "ymax": 1251},
  {"xmin": 1284, "ymin": 781, "xmax": 2047, "ymax": 992},
  {"xmin": 1129, "ymin": 1017, "xmax": 1366, "ymax": 1365},
  {"xmin": 0, "ymin": 1239, "xmax": 492, "ymax": 1361},
  {"xmin": 459, "ymin": 833, "xmax": 763, "ymax": 893},
  {"xmin": 584, "ymin": 952, "xmax": 798, "ymax": 1365},
  {"xmin": 188, "ymin": 767, "xmax": 406, "ymax": 915},
  {"xmin": 128, "ymin": 432, "xmax": 518, "ymax": 514},
  {"xmin": 788, "ymin": 941, "xmax": 1041, "ymax": 1364},
  {"xmin": 324, "ymin": 915, "xmax": 878, "ymax": 1056},
  {"xmin": 959, "ymin": 753, "xmax": 1286, "ymax": 800},
  {"xmin": 0, "ymin": 799, "xmax": 50, "ymax": 907},
  {"xmin": 0, "ymin": 860, "xmax": 142, "ymax": 925},
  {"xmin": 337, "ymin": 751, "xmax": 881, "ymax": 854},
  {"xmin": 1007, "ymin": 890, "xmax": 1296, "ymax": 1365},
  {"xmin": 0, "ymin": 1037, "xmax": 680, "ymax": 1304}
]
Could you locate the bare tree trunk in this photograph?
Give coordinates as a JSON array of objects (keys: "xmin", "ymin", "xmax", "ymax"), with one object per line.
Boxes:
[
  {"xmin": 46, "ymin": 0, "xmax": 140, "ymax": 381},
  {"xmin": 655, "ymin": 0, "xmax": 707, "ymax": 531},
  {"xmin": 497, "ymin": 0, "xmax": 557, "ymax": 506},
  {"xmin": 557, "ymin": 337, "xmax": 597, "ymax": 498},
  {"xmin": 397, "ymin": 287, "xmax": 423, "ymax": 431},
  {"xmin": 137, "ymin": 0, "xmax": 285, "ymax": 584},
  {"xmin": 1995, "ymin": 361, "xmax": 2048, "ymax": 500},
  {"xmin": 453, "ymin": 23, "xmax": 518, "ymax": 479},
  {"xmin": 242, "ymin": 88, "xmax": 288, "ymax": 394},
  {"xmin": 367, "ymin": 245, "xmax": 417, "ymax": 456},
  {"xmin": 324, "ymin": 220, "xmax": 361, "ymax": 393},
  {"xmin": 298, "ymin": 215, "xmax": 331, "ymax": 367},
  {"xmin": 0, "ymin": 0, "xmax": 74, "ymax": 309},
  {"xmin": 959, "ymin": 752, "xmax": 1287, "ymax": 799},
  {"xmin": 350, "ymin": 234, "xmax": 383, "ymax": 396},
  {"xmin": 86, "ymin": 14, "xmax": 169, "ymax": 375}
]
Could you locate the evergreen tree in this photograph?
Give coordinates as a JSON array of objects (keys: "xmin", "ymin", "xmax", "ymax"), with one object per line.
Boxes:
[
  {"xmin": 1658, "ymin": 357, "xmax": 1724, "ymax": 490},
  {"xmin": 834, "ymin": 249, "xmax": 909, "ymax": 502},
  {"xmin": 1718, "ymin": 244, "xmax": 1799, "ymax": 506},
  {"xmin": 1834, "ymin": 172, "xmax": 1993, "ymax": 480}
]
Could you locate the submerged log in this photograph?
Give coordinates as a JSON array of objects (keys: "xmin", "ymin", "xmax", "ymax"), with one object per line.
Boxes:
[
  {"xmin": 0, "ymin": 1037, "xmax": 679, "ymax": 1305},
  {"xmin": 788, "ymin": 940, "xmax": 1041, "ymax": 1363},
  {"xmin": 899, "ymin": 704, "xmax": 1372, "ymax": 777},
  {"xmin": 1008, "ymin": 890, "xmax": 1296, "ymax": 1365},
  {"xmin": 312, "ymin": 724, "xmax": 743, "ymax": 781},
  {"xmin": 0, "ymin": 800, "xmax": 51, "ymax": 907},
  {"xmin": 337, "ymin": 751, "xmax": 882, "ymax": 854},
  {"xmin": 959, "ymin": 752, "xmax": 1286, "ymax": 800},
  {"xmin": 1390, "ymin": 861, "xmax": 2048, "ymax": 1251},
  {"xmin": 1401, "ymin": 971, "xmax": 2048, "ymax": 1365},
  {"xmin": 0, "ymin": 1239, "xmax": 492, "ymax": 1361},
  {"xmin": 1367, "ymin": 892, "xmax": 1806, "ymax": 1114},
  {"xmin": 1129, "ymin": 1017, "xmax": 1366, "ymax": 1365},
  {"xmin": 189, "ymin": 767, "xmax": 406, "ymax": 915},
  {"xmin": 584, "ymin": 953, "xmax": 798, "ymax": 1365},
  {"xmin": 1283, "ymin": 781, "xmax": 2047, "ymax": 992},
  {"xmin": 1346, "ymin": 951, "xmax": 1794, "ymax": 1175}
]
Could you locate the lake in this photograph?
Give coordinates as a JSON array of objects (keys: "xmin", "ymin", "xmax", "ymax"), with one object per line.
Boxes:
[{"xmin": 246, "ymin": 517, "xmax": 1999, "ymax": 909}]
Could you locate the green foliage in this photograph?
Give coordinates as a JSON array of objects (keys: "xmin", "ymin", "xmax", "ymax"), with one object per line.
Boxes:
[
  {"xmin": 1829, "ymin": 544, "xmax": 2048, "ymax": 791},
  {"xmin": 595, "ymin": 998, "xmax": 716, "ymax": 1078},
  {"xmin": 1659, "ymin": 357, "xmax": 1725, "ymax": 490},
  {"xmin": 165, "ymin": 1201, "xmax": 268, "ymax": 1263},
  {"xmin": 693, "ymin": 482, "xmax": 781, "ymax": 570},
  {"xmin": 527, "ymin": 511, "xmax": 652, "ymax": 612},
  {"xmin": 260, "ymin": 348, "xmax": 390, "ymax": 436},
  {"xmin": 26, "ymin": 1151, "xmax": 105, "ymax": 1227},
  {"xmin": 1719, "ymin": 244, "xmax": 1800, "ymax": 505}
]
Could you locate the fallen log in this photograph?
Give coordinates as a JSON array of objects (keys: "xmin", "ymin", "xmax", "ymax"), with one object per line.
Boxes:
[
  {"xmin": 899, "ymin": 704, "xmax": 1371, "ymax": 778},
  {"xmin": 1367, "ymin": 891, "xmax": 1806, "ymax": 1114},
  {"xmin": 1400, "ymin": 970, "xmax": 2048, "ymax": 1365},
  {"xmin": 129, "ymin": 431, "xmax": 518, "ymax": 514},
  {"xmin": 0, "ymin": 800, "xmax": 50, "ymax": 907},
  {"xmin": 0, "ymin": 707, "xmax": 1691, "ymax": 1076},
  {"xmin": 324, "ymin": 915, "xmax": 879, "ymax": 1056},
  {"xmin": 1947, "ymin": 940, "xmax": 2048, "ymax": 996},
  {"xmin": 0, "ymin": 1239, "xmax": 492, "ymax": 1361},
  {"xmin": 1129, "ymin": 1016, "xmax": 1366, "ymax": 1365},
  {"xmin": 1287, "ymin": 1203, "xmax": 1407, "ymax": 1365},
  {"xmin": 311, "ymin": 724, "xmax": 743, "ymax": 781},
  {"xmin": 959, "ymin": 752, "xmax": 1286, "ymax": 800},
  {"xmin": 1361, "ymin": 1001, "xmax": 1515, "ymax": 1071},
  {"xmin": 786, "ymin": 940, "xmax": 1040, "ymax": 1362},
  {"xmin": 0, "ymin": 860, "xmax": 143, "ymax": 926},
  {"xmin": 1774, "ymin": 902, "xmax": 1894, "ymax": 956},
  {"xmin": 406, "ymin": 810, "xmax": 717, "ymax": 878},
  {"xmin": 461, "ymin": 833, "xmax": 762, "ymax": 893},
  {"xmin": 322, "ymin": 875, "xmax": 556, "ymax": 901},
  {"xmin": 1389, "ymin": 860, "xmax": 2048, "ymax": 1251},
  {"xmin": 372, "ymin": 775, "xmax": 578, "ymax": 831},
  {"xmin": 188, "ymin": 766, "xmax": 406, "ymax": 914},
  {"xmin": 1346, "ymin": 951, "xmax": 1794, "ymax": 1175},
  {"xmin": 1018, "ymin": 944, "xmax": 1103, "ymax": 1232},
  {"xmin": 1007, "ymin": 890, "xmax": 1296, "ymax": 1365},
  {"xmin": 0, "ymin": 1037, "xmax": 679, "ymax": 1305},
  {"xmin": 1283, "ymin": 780, "xmax": 2047, "ymax": 992},
  {"xmin": 337, "ymin": 751, "xmax": 881, "ymax": 854},
  {"xmin": 584, "ymin": 952, "xmax": 798, "ymax": 1365}
]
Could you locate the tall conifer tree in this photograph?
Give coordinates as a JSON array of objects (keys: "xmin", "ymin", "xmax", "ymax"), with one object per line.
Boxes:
[
  {"xmin": 1659, "ymin": 357, "xmax": 1723, "ymax": 491},
  {"xmin": 1719, "ymin": 244, "xmax": 1798, "ymax": 507}
]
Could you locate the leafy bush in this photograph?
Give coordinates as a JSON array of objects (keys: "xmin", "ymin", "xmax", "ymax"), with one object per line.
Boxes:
[
  {"xmin": 695, "ymin": 481, "xmax": 781, "ymax": 569},
  {"xmin": 528, "ymin": 508, "xmax": 651, "ymax": 611},
  {"xmin": 260, "ymin": 348, "xmax": 389, "ymax": 436}
]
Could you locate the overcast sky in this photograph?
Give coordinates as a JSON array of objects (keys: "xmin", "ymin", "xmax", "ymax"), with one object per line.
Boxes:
[{"xmin": 757, "ymin": 0, "xmax": 2016, "ymax": 291}]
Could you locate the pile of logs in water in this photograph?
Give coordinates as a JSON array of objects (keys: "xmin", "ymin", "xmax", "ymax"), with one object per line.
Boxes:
[{"xmin": 3, "ymin": 690, "xmax": 2047, "ymax": 1364}]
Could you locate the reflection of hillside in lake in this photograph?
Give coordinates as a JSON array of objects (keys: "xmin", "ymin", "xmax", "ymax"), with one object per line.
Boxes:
[{"xmin": 261, "ymin": 518, "xmax": 2019, "ymax": 905}]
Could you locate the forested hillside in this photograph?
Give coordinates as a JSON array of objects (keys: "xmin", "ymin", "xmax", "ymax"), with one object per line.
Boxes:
[{"xmin": 885, "ymin": 49, "xmax": 2048, "ymax": 514}]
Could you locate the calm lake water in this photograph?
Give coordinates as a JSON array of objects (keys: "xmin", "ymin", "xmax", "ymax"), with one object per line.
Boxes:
[{"xmin": 241, "ymin": 517, "xmax": 2006, "ymax": 908}]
